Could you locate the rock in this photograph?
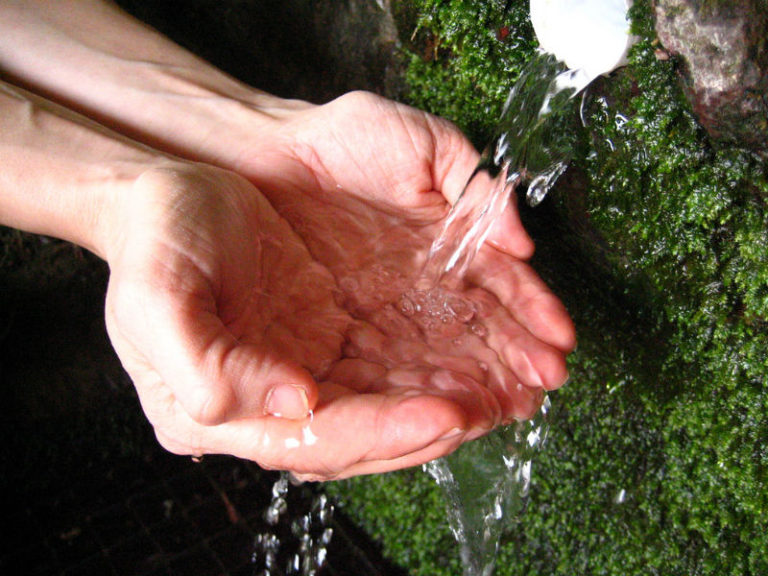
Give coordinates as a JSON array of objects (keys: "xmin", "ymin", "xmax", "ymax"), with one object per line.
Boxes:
[
  {"xmin": 116, "ymin": 0, "xmax": 404, "ymax": 103},
  {"xmin": 653, "ymin": 0, "xmax": 768, "ymax": 157}
]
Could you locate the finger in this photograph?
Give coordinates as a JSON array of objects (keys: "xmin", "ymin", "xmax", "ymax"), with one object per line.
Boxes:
[
  {"xmin": 468, "ymin": 248, "xmax": 577, "ymax": 353},
  {"xmin": 469, "ymin": 288, "xmax": 570, "ymax": 391},
  {"xmin": 293, "ymin": 427, "xmax": 472, "ymax": 481},
  {"xmin": 486, "ymin": 201, "xmax": 536, "ymax": 260},
  {"xmin": 205, "ymin": 388, "xmax": 470, "ymax": 477},
  {"xmin": 427, "ymin": 114, "xmax": 481, "ymax": 206},
  {"xmin": 137, "ymin": 285, "xmax": 319, "ymax": 424}
]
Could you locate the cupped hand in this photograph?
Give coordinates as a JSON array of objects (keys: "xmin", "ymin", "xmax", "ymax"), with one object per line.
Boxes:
[
  {"xmin": 103, "ymin": 164, "xmax": 474, "ymax": 480},
  {"xmin": 237, "ymin": 91, "xmax": 576, "ymax": 457},
  {"xmin": 105, "ymin": 93, "xmax": 575, "ymax": 481}
]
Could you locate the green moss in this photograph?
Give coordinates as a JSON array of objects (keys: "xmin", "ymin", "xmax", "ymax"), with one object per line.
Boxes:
[
  {"xmin": 332, "ymin": 1, "xmax": 767, "ymax": 575},
  {"xmin": 328, "ymin": 469, "xmax": 462, "ymax": 575},
  {"xmin": 401, "ymin": 0, "xmax": 536, "ymax": 146}
]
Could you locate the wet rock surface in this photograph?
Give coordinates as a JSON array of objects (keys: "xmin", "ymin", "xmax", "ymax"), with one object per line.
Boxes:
[
  {"xmin": 653, "ymin": 0, "xmax": 768, "ymax": 157},
  {"xmin": 116, "ymin": 0, "xmax": 404, "ymax": 103}
]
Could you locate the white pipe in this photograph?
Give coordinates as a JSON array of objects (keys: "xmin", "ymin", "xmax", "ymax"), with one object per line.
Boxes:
[{"xmin": 530, "ymin": 0, "xmax": 636, "ymax": 81}]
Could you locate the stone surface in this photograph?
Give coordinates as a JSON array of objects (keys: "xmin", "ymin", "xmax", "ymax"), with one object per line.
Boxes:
[
  {"xmin": 116, "ymin": 0, "xmax": 404, "ymax": 103},
  {"xmin": 654, "ymin": 0, "xmax": 768, "ymax": 157}
]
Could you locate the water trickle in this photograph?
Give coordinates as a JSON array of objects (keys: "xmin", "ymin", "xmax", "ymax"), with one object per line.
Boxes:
[
  {"xmin": 399, "ymin": 51, "xmax": 588, "ymax": 351},
  {"xmin": 252, "ymin": 472, "xmax": 335, "ymax": 576},
  {"xmin": 414, "ymin": 50, "xmax": 592, "ymax": 576},
  {"xmin": 425, "ymin": 398, "xmax": 551, "ymax": 576}
]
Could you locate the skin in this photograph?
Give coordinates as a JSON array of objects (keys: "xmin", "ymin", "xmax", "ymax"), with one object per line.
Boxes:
[{"xmin": 0, "ymin": 0, "xmax": 575, "ymax": 480}]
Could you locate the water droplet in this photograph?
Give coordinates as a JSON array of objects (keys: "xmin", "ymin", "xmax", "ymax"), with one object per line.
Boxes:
[
  {"xmin": 316, "ymin": 545, "xmax": 328, "ymax": 566},
  {"xmin": 284, "ymin": 437, "xmax": 301, "ymax": 449},
  {"xmin": 470, "ymin": 322, "xmax": 488, "ymax": 337},
  {"xmin": 399, "ymin": 294, "xmax": 415, "ymax": 317},
  {"xmin": 289, "ymin": 553, "xmax": 301, "ymax": 572},
  {"xmin": 272, "ymin": 476, "xmax": 289, "ymax": 498},
  {"xmin": 254, "ymin": 473, "xmax": 336, "ymax": 575},
  {"xmin": 527, "ymin": 428, "xmax": 541, "ymax": 448},
  {"xmin": 302, "ymin": 425, "xmax": 319, "ymax": 446},
  {"xmin": 265, "ymin": 498, "xmax": 287, "ymax": 525}
]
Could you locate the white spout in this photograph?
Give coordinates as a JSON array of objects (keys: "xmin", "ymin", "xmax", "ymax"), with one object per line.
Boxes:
[{"xmin": 530, "ymin": 0, "xmax": 635, "ymax": 81}]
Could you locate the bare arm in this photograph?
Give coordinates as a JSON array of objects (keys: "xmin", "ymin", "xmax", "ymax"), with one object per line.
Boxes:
[
  {"xmin": 0, "ymin": 0, "xmax": 294, "ymax": 166},
  {"xmin": 0, "ymin": 80, "xmax": 484, "ymax": 478},
  {"xmin": 0, "ymin": 1, "xmax": 575, "ymax": 478},
  {"xmin": 0, "ymin": 78, "xmax": 162, "ymax": 257}
]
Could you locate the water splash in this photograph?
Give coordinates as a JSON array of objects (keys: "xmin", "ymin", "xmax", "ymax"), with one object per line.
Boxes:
[
  {"xmin": 434, "ymin": 51, "xmax": 589, "ymax": 276},
  {"xmin": 493, "ymin": 52, "xmax": 590, "ymax": 207},
  {"xmin": 402, "ymin": 52, "xmax": 588, "ymax": 342},
  {"xmin": 252, "ymin": 472, "xmax": 335, "ymax": 576}
]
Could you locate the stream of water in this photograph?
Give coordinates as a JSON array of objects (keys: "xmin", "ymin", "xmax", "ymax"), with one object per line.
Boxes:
[
  {"xmin": 426, "ymin": 397, "xmax": 550, "ymax": 576},
  {"xmin": 416, "ymin": 51, "xmax": 591, "ymax": 576},
  {"xmin": 252, "ymin": 473, "xmax": 335, "ymax": 576}
]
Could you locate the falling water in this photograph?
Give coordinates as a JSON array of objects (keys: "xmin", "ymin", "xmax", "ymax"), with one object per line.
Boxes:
[
  {"xmin": 252, "ymin": 472, "xmax": 335, "ymax": 576},
  {"xmin": 421, "ymin": 51, "xmax": 590, "ymax": 292},
  {"xmin": 426, "ymin": 397, "xmax": 550, "ymax": 576},
  {"xmin": 247, "ymin": 51, "xmax": 596, "ymax": 576},
  {"xmin": 403, "ymin": 51, "xmax": 589, "ymax": 341},
  {"xmin": 416, "ymin": 51, "xmax": 591, "ymax": 576}
]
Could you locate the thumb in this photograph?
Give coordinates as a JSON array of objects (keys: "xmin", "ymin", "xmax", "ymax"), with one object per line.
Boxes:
[
  {"xmin": 177, "ymin": 321, "xmax": 319, "ymax": 423},
  {"xmin": 120, "ymin": 286, "xmax": 318, "ymax": 424}
]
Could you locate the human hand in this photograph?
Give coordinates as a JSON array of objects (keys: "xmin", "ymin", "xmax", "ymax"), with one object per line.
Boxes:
[
  {"xmin": 224, "ymin": 92, "xmax": 576, "ymax": 473},
  {"xmin": 104, "ymin": 163, "xmax": 501, "ymax": 480},
  {"xmin": 1, "ymin": 2, "xmax": 573, "ymax": 480}
]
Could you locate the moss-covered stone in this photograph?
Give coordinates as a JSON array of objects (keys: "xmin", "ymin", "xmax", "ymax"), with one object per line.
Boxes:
[{"xmin": 329, "ymin": 1, "xmax": 767, "ymax": 574}]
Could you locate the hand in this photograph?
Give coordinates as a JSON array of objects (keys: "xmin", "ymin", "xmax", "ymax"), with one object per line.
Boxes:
[
  {"xmin": 2, "ymin": 2, "xmax": 574, "ymax": 480},
  {"xmin": 102, "ymin": 163, "xmax": 478, "ymax": 480},
  {"xmin": 237, "ymin": 91, "xmax": 576, "ymax": 417},
  {"xmin": 104, "ymin": 105, "xmax": 573, "ymax": 480},
  {"xmin": 103, "ymin": 93, "xmax": 572, "ymax": 480}
]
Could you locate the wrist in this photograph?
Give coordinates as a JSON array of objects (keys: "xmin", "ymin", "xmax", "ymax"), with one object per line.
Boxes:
[{"xmin": 0, "ymin": 80, "xmax": 178, "ymax": 260}]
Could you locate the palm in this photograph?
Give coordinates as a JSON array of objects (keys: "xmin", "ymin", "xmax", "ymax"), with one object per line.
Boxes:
[
  {"xmin": 106, "ymin": 165, "xmax": 476, "ymax": 478},
  {"xmin": 234, "ymin": 93, "xmax": 574, "ymax": 472},
  {"xmin": 108, "ymin": 94, "xmax": 574, "ymax": 480}
]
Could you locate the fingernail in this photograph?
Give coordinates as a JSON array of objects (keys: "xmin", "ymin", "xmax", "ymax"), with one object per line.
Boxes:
[
  {"xmin": 438, "ymin": 427, "xmax": 465, "ymax": 442},
  {"xmin": 266, "ymin": 384, "xmax": 310, "ymax": 419}
]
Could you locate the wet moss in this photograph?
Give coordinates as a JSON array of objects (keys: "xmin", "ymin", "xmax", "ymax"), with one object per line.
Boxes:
[{"xmin": 330, "ymin": 1, "xmax": 768, "ymax": 575}]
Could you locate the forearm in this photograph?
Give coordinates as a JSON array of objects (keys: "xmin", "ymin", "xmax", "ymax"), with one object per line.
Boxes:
[
  {"xmin": 0, "ymin": 79, "xmax": 168, "ymax": 257},
  {"xmin": 0, "ymin": 0, "xmax": 299, "ymax": 168}
]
